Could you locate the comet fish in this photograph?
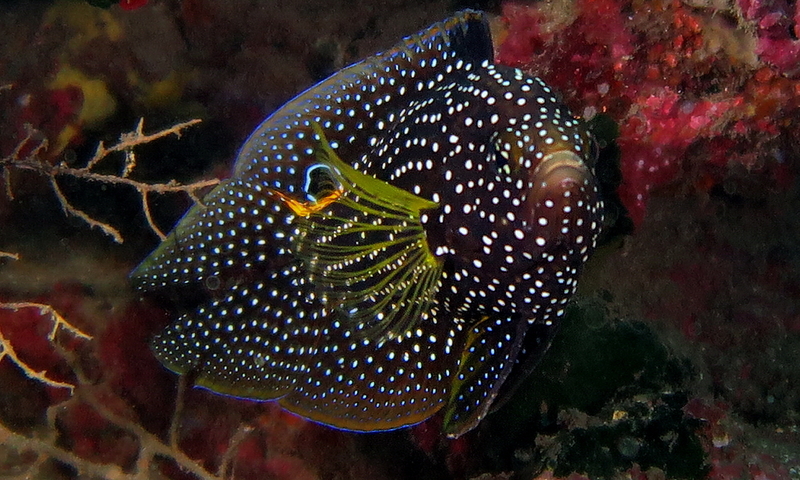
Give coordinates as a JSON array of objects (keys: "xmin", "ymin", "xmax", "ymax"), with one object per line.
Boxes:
[{"xmin": 131, "ymin": 9, "xmax": 603, "ymax": 437}]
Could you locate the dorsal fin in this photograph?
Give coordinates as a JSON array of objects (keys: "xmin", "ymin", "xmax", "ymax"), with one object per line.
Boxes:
[
  {"xmin": 233, "ymin": 10, "xmax": 494, "ymax": 177},
  {"xmin": 384, "ymin": 9, "xmax": 493, "ymax": 65}
]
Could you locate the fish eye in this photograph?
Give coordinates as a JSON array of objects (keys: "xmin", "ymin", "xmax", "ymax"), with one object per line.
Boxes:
[
  {"xmin": 491, "ymin": 130, "xmax": 522, "ymax": 176},
  {"xmin": 303, "ymin": 164, "xmax": 341, "ymax": 202},
  {"xmin": 493, "ymin": 151, "xmax": 510, "ymax": 174}
]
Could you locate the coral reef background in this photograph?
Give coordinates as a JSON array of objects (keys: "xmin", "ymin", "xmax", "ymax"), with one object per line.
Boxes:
[{"xmin": 0, "ymin": 0, "xmax": 798, "ymax": 479}]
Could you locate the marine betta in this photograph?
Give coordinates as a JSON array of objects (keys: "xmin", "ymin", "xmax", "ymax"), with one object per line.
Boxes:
[{"xmin": 131, "ymin": 10, "xmax": 603, "ymax": 437}]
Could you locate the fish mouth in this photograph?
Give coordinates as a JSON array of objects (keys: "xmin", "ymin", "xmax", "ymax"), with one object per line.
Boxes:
[{"xmin": 530, "ymin": 150, "xmax": 590, "ymax": 205}]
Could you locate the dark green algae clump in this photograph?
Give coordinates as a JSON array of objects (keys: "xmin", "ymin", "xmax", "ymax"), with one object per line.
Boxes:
[{"xmin": 475, "ymin": 302, "xmax": 709, "ymax": 480}]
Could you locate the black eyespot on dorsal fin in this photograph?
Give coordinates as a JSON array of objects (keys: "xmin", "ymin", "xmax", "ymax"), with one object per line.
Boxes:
[
  {"xmin": 422, "ymin": 9, "xmax": 494, "ymax": 64},
  {"xmin": 373, "ymin": 10, "xmax": 493, "ymax": 67}
]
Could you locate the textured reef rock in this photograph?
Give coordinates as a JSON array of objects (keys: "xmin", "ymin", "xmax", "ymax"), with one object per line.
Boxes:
[
  {"xmin": 469, "ymin": 1, "xmax": 800, "ymax": 478},
  {"xmin": 2, "ymin": 1, "xmax": 799, "ymax": 479},
  {"xmin": 496, "ymin": 0, "xmax": 800, "ymax": 227}
]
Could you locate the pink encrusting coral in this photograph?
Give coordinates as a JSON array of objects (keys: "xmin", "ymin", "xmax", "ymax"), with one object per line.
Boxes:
[
  {"xmin": 739, "ymin": 0, "xmax": 800, "ymax": 77},
  {"xmin": 615, "ymin": 91, "xmax": 744, "ymax": 226},
  {"xmin": 496, "ymin": 0, "xmax": 800, "ymax": 226}
]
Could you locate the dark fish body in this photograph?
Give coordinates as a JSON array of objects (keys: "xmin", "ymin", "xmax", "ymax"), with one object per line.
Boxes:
[{"xmin": 131, "ymin": 10, "xmax": 603, "ymax": 437}]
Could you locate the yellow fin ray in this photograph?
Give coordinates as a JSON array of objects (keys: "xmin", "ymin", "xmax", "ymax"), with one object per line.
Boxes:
[{"xmin": 295, "ymin": 124, "xmax": 443, "ymax": 341}]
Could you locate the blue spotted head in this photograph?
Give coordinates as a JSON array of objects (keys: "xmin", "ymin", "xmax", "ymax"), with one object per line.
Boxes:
[{"xmin": 131, "ymin": 10, "xmax": 603, "ymax": 438}]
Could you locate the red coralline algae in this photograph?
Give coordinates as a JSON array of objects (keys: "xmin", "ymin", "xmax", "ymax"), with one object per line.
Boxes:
[
  {"xmin": 0, "ymin": 283, "xmax": 96, "ymax": 398},
  {"xmin": 685, "ymin": 399, "xmax": 795, "ymax": 480},
  {"xmin": 119, "ymin": 0, "xmax": 148, "ymax": 11},
  {"xmin": 95, "ymin": 301, "xmax": 177, "ymax": 433},
  {"xmin": 59, "ymin": 398, "xmax": 141, "ymax": 469},
  {"xmin": 740, "ymin": 0, "xmax": 800, "ymax": 77},
  {"xmin": 496, "ymin": 0, "xmax": 800, "ymax": 227},
  {"xmin": 616, "ymin": 91, "xmax": 744, "ymax": 225},
  {"xmin": 0, "ymin": 306, "xmax": 77, "ymax": 387},
  {"xmin": 496, "ymin": 0, "xmax": 636, "ymax": 119},
  {"xmin": 0, "ymin": 83, "xmax": 84, "ymax": 160},
  {"xmin": 495, "ymin": 5, "xmax": 799, "ymax": 475}
]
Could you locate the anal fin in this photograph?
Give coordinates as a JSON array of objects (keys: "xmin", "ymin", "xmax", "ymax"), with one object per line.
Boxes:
[
  {"xmin": 443, "ymin": 316, "xmax": 528, "ymax": 438},
  {"xmin": 487, "ymin": 320, "xmax": 561, "ymax": 416}
]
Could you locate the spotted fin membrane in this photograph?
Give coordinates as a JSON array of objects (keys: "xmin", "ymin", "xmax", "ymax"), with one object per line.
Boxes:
[{"xmin": 131, "ymin": 9, "xmax": 603, "ymax": 437}]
